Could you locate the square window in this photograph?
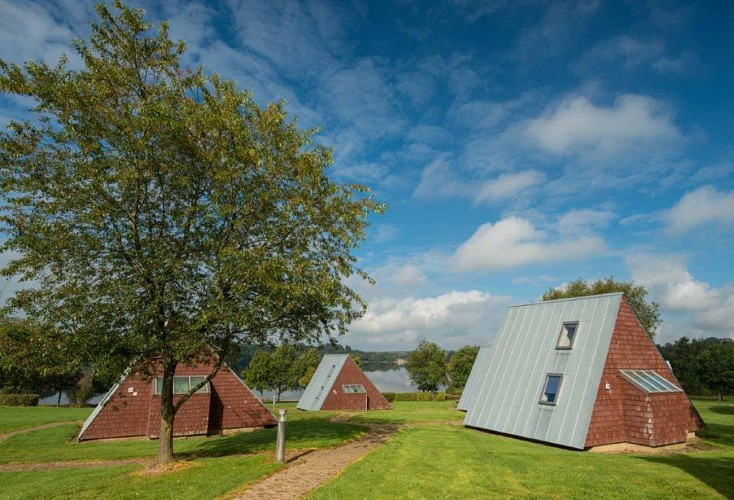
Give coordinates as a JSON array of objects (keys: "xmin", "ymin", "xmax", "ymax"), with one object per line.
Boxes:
[
  {"xmin": 190, "ymin": 376, "xmax": 209, "ymax": 394},
  {"xmin": 540, "ymin": 374, "xmax": 562, "ymax": 405},
  {"xmin": 556, "ymin": 322, "xmax": 578, "ymax": 349},
  {"xmin": 154, "ymin": 377, "xmax": 163, "ymax": 395},
  {"xmin": 173, "ymin": 377, "xmax": 190, "ymax": 394}
]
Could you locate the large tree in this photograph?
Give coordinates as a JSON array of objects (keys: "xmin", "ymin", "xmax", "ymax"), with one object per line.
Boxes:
[
  {"xmin": 0, "ymin": 2, "xmax": 379, "ymax": 464},
  {"xmin": 542, "ymin": 277, "xmax": 661, "ymax": 338},
  {"xmin": 406, "ymin": 340, "xmax": 447, "ymax": 395},
  {"xmin": 447, "ymin": 345, "xmax": 479, "ymax": 393}
]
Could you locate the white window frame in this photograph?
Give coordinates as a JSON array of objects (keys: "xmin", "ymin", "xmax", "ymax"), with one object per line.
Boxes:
[
  {"xmin": 154, "ymin": 376, "xmax": 210, "ymax": 395},
  {"xmin": 619, "ymin": 369, "xmax": 682, "ymax": 394},
  {"xmin": 539, "ymin": 374, "xmax": 563, "ymax": 405},
  {"xmin": 556, "ymin": 321, "xmax": 579, "ymax": 350},
  {"xmin": 342, "ymin": 384, "xmax": 366, "ymax": 394}
]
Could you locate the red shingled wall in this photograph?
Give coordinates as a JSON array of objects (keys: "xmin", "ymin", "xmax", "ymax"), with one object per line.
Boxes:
[
  {"xmin": 321, "ymin": 357, "xmax": 391, "ymax": 410},
  {"xmin": 584, "ymin": 298, "xmax": 705, "ymax": 448},
  {"xmin": 79, "ymin": 361, "xmax": 275, "ymax": 441}
]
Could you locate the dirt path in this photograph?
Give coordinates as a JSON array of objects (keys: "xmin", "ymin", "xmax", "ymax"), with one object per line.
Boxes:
[
  {"xmin": 0, "ymin": 422, "xmax": 73, "ymax": 443},
  {"xmin": 0, "ymin": 458, "xmax": 149, "ymax": 472},
  {"xmin": 236, "ymin": 424, "xmax": 398, "ymax": 499}
]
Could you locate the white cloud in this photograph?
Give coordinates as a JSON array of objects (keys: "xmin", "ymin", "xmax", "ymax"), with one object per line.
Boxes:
[
  {"xmin": 665, "ymin": 186, "xmax": 734, "ymax": 234},
  {"xmin": 555, "ymin": 208, "xmax": 615, "ymax": 235},
  {"xmin": 392, "ymin": 265, "xmax": 428, "ymax": 287},
  {"xmin": 453, "ymin": 216, "xmax": 605, "ymax": 271},
  {"xmin": 627, "ymin": 254, "xmax": 734, "ymax": 339},
  {"xmin": 523, "ymin": 94, "xmax": 682, "ymax": 161},
  {"xmin": 475, "ymin": 171, "xmax": 545, "ymax": 204},
  {"xmin": 345, "ymin": 290, "xmax": 511, "ymax": 350},
  {"xmin": 0, "ymin": 0, "xmax": 81, "ymax": 67}
]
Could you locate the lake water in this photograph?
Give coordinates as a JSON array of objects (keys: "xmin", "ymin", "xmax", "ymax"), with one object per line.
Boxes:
[{"xmin": 39, "ymin": 366, "xmax": 417, "ymax": 405}]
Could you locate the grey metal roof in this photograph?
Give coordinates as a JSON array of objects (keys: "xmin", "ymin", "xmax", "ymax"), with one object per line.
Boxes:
[
  {"xmin": 464, "ymin": 293, "xmax": 623, "ymax": 449},
  {"xmin": 297, "ymin": 354, "xmax": 349, "ymax": 411},
  {"xmin": 457, "ymin": 346, "xmax": 493, "ymax": 411}
]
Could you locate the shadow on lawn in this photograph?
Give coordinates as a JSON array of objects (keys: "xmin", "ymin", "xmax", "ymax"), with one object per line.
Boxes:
[
  {"xmin": 640, "ymin": 416, "xmax": 734, "ymax": 499},
  {"xmin": 177, "ymin": 416, "xmax": 365, "ymax": 459}
]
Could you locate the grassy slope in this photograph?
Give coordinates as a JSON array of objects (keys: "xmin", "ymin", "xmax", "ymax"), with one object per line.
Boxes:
[
  {"xmin": 311, "ymin": 399, "xmax": 734, "ymax": 499},
  {"xmin": 0, "ymin": 406, "xmax": 92, "ymax": 433}
]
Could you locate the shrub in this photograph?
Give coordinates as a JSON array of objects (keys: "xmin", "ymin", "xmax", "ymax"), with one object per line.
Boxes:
[
  {"xmin": 382, "ymin": 392, "xmax": 396, "ymax": 402},
  {"xmin": 0, "ymin": 393, "xmax": 39, "ymax": 406},
  {"xmin": 386, "ymin": 391, "xmax": 453, "ymax": 402}
]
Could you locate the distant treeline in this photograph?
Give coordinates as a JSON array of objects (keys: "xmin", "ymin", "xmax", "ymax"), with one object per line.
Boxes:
[
  {"xmin": 232, "ymin": 343, "xmax": 428, "ymax": 371},
  {"xmin": 657, "ymin": 337, "xmax": 734, "ymax": 400}
]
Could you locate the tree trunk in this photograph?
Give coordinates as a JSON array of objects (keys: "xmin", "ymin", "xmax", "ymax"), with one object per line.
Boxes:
[
  {"xmin": 56, "ymin": 391, "xmax": 61, "ymax": 407},
  {"xmin": 718, "ymin": 391, "xmax": 723, "ymax": 402},
  {"xmin": 158, "ymin": 361, "xmax": 178, "ymax": 465}
]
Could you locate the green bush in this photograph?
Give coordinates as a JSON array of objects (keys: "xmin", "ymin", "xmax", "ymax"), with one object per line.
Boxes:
[
  {"xmin": 0, "ymin": 393, "xmax": 39, "ymax": 406},
  {"xmin": 385, "ymin": 391, "xmax": 454, "ymax": 402}
]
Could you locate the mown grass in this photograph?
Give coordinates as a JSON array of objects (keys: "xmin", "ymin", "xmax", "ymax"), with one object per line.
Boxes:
[
  {"xmin": 0, "ymin": 455, "xmax": 278, "ymax": 499},
  {"xmin": 0, "ymin": 405, "xmax": 92, "ymax": 433},
  {"xmin": 347, "ymin": 401, "xmax": 461, "ymax": 425},
  {"xmin": 0, "ymin": 413, "xmax": 365, "ymax": 464},
  {"xmin": 311, "ymin": 399, "xmax": 734, "ymax": 499}
]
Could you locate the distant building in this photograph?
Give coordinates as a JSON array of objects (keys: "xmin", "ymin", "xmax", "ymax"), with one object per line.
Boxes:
[
  {"xmin": 297, "ymin": 354, "xmax": 391, "ymax": 411},
  {"xmin": 77, "ymin": 359, "xmax": 276, "ymax": 441},
  {"xmin": 463, "ymin": 293, "xmax": 705, "ymax": 451}
]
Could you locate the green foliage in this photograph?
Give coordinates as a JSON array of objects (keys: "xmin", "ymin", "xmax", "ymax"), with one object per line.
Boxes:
[
  {"xmin": 0, "ymin": 317, "xmax": 83, "ymax": 395},
  {"xmin": 406, "ymin": 340, "xmax": 447, "ymax": 393},
  {"xmin": 0, "ymin": 1, "xmax": 379, "ymax": 462},
  {"xmin": 388, "ymin": 391, "xmax": 454, "ymax": 402},
  {"xmin": 0, "ymin": 393, "xmax": 39, "ymax": 406},
  {"xmin": 659, "ymin": 337, "xmax": 734, "ymax": 398},
  {"xmin": 447, "ymin": 345, "xmax": 479, "ymax": 392},
  {"xmin": 698, "ymin": 341, "xmax": 734, "ymax": 401},
  {"xmin": 542, "ymin": 277, "xmax": 661, "ymax": 337},
  {"xmin": 242, "ymin": 345, "xmax": 321, "ymax": 403}
]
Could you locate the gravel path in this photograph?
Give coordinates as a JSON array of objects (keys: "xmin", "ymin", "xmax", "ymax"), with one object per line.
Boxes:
[{"xmin": 237, "ymin": 424, "xmax": 398, "ymax": 499}]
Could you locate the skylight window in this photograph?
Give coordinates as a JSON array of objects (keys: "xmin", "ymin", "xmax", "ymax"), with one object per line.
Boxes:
[
  {"xmin": 556, "ymin": 322, "xmax": 578, "ymax": 349},
  {"xmin": 342, "ymin": 384, "xmax": 366, "ymax": 394},
  {"xmin": 619, "ymin": 370, "xmax": 682, "ymax": 394},
  {"xmin": 539, "ymin": 374, "xmax": 562, "ymax": 405}
]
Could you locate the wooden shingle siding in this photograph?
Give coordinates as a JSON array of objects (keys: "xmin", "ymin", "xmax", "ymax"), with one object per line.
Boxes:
[{"xmin": 584, "ymin": 299, "xmax": 704, "ymax": 448}]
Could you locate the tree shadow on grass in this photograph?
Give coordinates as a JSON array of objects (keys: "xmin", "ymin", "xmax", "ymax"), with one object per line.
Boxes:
[
  {"xmin": 640, "ymin": 415, "xmax": 734, "ymax": 498},
  {"xmin": 177, "ymin": 416, "xmax": 366, "ymax": 460},
  {"xmin": 640, "ymin": 454, "xmax": 734, "ymax": 498}
]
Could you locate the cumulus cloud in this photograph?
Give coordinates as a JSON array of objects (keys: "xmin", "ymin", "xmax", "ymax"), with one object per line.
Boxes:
[
  {"xmin": 627, "ymin": 254, "xmax": 734, "ymax": 339},
  {"xmin": 474, "ymin": 171, "xmax": 545, "ymax": 204},
  {"xmin": 665, "ymin": 186, "xmax": 734, "ymax": 234},
  {"xmin": 453, "ymin": 216, "xmax": 605, "ymax": 272},
  {"xmin": 523, "ymin": 94, "xmax": 682, "ymax": 161},
  {"xmin": 344, "ymin": 290, "xmax": 511, "ymax": 350}
]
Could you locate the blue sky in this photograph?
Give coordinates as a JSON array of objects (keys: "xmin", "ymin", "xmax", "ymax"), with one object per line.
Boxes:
[{"xmin": 1, "ymin": 0, "xmax": 733, "ymax": 350}]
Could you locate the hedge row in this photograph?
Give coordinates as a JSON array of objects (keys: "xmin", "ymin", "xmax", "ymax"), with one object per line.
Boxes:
[
  {"xmin": 381, "ymin": 391, "xmax": 459, "ymax": 402},
  {"xmin": 0, "ymin": 394, "xmax": 40, "ymax": 406}
]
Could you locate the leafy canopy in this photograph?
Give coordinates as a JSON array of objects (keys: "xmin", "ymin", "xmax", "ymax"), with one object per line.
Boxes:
[
  {"xmin": 447, "ymin": 345, "xmax": 480, "ymax": 392},
  {"xmin": 542, "ymin": 277, "xmax": 661, "ymax": 338},
  {"xmin": 0, "ymin": 1, "xmax": 380, "ymax": 461},
  {"xmin": 406, "ymin": 340, "xmax": 447, "ymax": 394}
]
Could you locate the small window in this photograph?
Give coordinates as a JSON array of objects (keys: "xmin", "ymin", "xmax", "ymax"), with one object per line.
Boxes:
[
  {"xmin": 154, "ymin": 376, "xmax": 210, "ymax": 395},
  {"xmin": 619, "ymin": 370, "xmax": 682, "ymax": 394},
  {"xmin": 540, "ymin": 374, "xmax": 562, "ymax": 405},
  {"xmin": 556, "ymin": 322, "xmax": 578, "ymax": 349},
  {"xmin": 342, "ymin": 384, "xmax": 366, "ymax": 394}
]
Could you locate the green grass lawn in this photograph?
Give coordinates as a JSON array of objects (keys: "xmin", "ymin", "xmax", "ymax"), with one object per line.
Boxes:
[
  {"xmin": 1, "ymin": 399, "xmax": 732, "ymax": 499},
  {"xmin": 0, "ymin": 404, "xmax": 366, "ymax": 499},
  {"xmin": 310, "ymin": 399, "xmax": 734, "ymax": 499},
  {"xmin": 0, "ymin": 405, "xmax": 92, "ymax": 433}
]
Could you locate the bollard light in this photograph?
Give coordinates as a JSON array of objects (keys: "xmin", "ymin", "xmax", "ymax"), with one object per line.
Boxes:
[{"xmin": 275, "ymin": 409, "xmax": 287, "ymax": 463}]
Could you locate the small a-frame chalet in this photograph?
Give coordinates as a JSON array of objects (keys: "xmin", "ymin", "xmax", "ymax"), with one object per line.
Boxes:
[
  {"xmin": 297, "ymin": 354, "xmax": 391, "ymax": 411},
  {"xmin": 463, "ymin": 293, "xmax": 705, "ymax": 450},
  {"xmin": 78, "ymin": 360, "xmax": 276, "ymax": 441}
]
